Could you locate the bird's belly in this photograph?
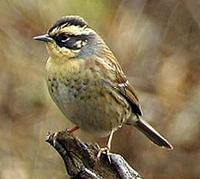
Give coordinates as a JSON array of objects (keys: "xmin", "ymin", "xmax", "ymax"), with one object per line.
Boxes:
[{"xmin": 48, "ymin": 78, "xmax": 130, "ymax": 137}]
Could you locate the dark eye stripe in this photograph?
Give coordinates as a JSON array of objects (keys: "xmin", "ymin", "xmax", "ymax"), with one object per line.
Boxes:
[{"xmin": 52, "ymin": 33, "xmax": 87, "ymax": 50}]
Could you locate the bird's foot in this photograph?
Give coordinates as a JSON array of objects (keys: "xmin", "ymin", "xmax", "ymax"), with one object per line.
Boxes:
[
  {"xmin": 97, "ymin": 146, "xmax": 111, "ymax": 163},
  {"xmin": 97, "ymin": 130, "xmax": 115, "ymax": 163},
  {"xmin": 65, "ymin": 126, "xmax": 79, "ymax": 133}
]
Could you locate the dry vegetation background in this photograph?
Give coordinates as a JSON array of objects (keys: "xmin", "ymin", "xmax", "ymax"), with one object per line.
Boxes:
[{"xmin": 0, "ymin": 0, "xmax": 200, "ymax": 178}]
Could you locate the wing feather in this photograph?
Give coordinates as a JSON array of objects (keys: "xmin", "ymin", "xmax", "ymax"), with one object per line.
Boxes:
[{"xmin": 95, "ymin": 46, "xmax": 143, "ymax": 117}]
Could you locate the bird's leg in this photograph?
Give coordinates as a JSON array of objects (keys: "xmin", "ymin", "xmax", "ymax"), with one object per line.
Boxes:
[
  {"xmin": 97, "ymin": 130, "xmax": 115, "ymax": 160},
  {"xmin": 66, "ymin": 126, "xmax": 79, "ymax": 133}
]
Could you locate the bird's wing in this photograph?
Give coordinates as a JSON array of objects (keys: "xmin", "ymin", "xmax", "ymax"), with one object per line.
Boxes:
[
  {"xmin": 117, "ymin": 80, "xmax": 143, "ymax": 117},
  {"xmin": 95, "ymin": 48, "xmax": 143, "ymax": 117},
  {"xmin": 113, "ymin": 69, "xmax": 143, "ymax": 117}
]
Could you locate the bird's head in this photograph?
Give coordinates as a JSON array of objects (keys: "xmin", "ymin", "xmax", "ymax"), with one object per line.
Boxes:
[{"xmin": 34, "ymin": 16, "xmax": 102, "ymax": 59}]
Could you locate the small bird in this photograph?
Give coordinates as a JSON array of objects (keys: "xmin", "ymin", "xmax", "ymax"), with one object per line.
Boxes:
[{"xmin": 34, "ymin": 15, "xmax": 173, "ymax": 155}]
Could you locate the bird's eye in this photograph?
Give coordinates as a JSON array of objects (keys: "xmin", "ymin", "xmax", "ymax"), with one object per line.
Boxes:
[{"xmin": 56, "ymin": 33, "xmax": 70, "ymax": 43}]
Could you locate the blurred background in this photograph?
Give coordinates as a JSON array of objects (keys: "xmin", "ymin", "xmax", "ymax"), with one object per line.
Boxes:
[{"xmin": 0, "ymin": 0, "xmax": 200, "ymax": 178}]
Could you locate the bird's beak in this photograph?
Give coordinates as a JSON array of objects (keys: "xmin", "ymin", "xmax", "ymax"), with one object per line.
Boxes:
[{"xmin": 33, "ymin": 34, "xmax": 53, "ymax": 42}]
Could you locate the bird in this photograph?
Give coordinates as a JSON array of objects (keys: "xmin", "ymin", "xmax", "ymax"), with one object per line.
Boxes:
[{"xmin": 33, "ymin": 15, "xmax": 173, "ymax": 156}]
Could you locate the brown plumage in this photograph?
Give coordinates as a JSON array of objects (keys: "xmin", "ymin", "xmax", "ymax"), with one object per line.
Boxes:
[{"xmin": 33, "ymin": 16, "xmax": 173, "ymax": 155}]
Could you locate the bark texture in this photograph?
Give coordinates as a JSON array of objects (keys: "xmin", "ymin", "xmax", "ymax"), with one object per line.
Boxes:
[{"xmin": 46, "ymin": 131, "xmax": 141, "ymax": 179}]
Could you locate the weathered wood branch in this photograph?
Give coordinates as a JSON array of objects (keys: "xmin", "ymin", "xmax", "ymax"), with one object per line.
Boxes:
[{"xmin": 46, "ymin": 131, "xmax": 141, "ymax": 179}]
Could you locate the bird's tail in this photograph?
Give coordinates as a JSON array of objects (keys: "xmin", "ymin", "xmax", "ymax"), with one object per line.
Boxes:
[{"xmin": 128, "ymin": 117, "xmax": 173, "ymax": 149}]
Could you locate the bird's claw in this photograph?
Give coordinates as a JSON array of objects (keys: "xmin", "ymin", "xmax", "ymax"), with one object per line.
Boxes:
[
  {"xmin": 53, "ymin": 132, "xmax": 58, "ymax": 147},
  {"xmin": 97, "ymin": 146, "xmax": 111, "ymax": 163}
]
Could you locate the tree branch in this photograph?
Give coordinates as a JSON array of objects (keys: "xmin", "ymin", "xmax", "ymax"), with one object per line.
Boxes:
[{"xmin": 46, "ymin": 131, "xmax": 141, "ymax": 179}]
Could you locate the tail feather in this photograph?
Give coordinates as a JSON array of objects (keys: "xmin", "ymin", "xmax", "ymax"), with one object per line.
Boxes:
[{"xmin": 132, "ymin": 118, "xmax": 173, "ymax": 149}]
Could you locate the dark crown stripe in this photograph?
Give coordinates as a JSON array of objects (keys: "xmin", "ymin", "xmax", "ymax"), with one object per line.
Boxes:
[{"xmin": 48, "ymin": 16, "xmax": 88, "ymax": 33}]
